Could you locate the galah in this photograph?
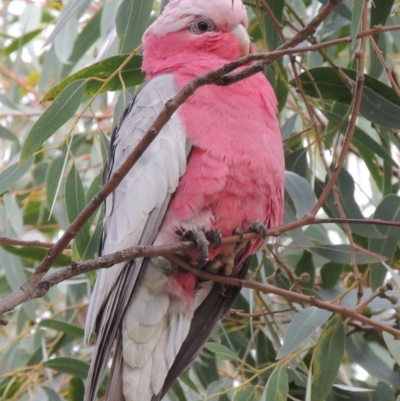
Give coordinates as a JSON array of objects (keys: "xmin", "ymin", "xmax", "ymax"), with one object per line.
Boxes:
[{"xmin": 84, "ymin": 0, "xmax": 285, "ymax": 400}]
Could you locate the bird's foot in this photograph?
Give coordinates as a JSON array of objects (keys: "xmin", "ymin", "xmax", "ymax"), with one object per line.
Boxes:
[
  {"xmin": 182, "ymin": 229, "xmax": 209, "ymax": 268},
  {"xmin": 205, "ymin": 229, "xmax": 223, "ymax": 249},
  {"xmin": 245, "ymin": 220, "xmax": 267, "ymax": 238},
  {"xmin": 233, "ymin": 227, "xmax": 244, "ymax": 240}
]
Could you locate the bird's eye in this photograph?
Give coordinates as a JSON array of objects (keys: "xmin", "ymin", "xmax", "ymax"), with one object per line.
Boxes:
[{"xmin": 190, "ymin": 17, "xmax": 216, "ymax": 35}]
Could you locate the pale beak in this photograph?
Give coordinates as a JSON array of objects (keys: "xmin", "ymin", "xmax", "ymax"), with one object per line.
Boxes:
[{"xmin": 231, "ymin": 24, "xmax": 250, "ymax": 56}]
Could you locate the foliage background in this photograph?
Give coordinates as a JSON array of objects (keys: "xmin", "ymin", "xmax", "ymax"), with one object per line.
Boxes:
[{"xmin": 1, "ymin": 0, "xmax": 400, "ymax": 400}]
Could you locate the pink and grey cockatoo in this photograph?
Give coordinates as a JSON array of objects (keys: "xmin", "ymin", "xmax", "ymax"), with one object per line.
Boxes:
[{"xmin": 84, "ymin": 0, "xmax": 284, "ymax": 400}]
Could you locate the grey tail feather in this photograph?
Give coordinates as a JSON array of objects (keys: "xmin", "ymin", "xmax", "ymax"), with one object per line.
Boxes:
[
  {"xmin": 106, "ymin": 330, "xmax": 125, "ymax": 401},
  {"xmin": 159, "ymin": 256, "xmax": 252, "ymax": 398}
]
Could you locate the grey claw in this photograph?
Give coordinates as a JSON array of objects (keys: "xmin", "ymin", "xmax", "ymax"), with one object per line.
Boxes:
[
  {"xmin": 184, "ymin": 230, "xmax": 209, "ymax": 268},
  {"xmin": 245, "ymin": 220, "xmax": 267, "ymax": 239},
  {"xmin": 233, "ymin": 227, "xmax": 244, "ymax": 240},
  {"xmin": 206, "ymin": 229, "xmax": 223, "ymax": 249}
]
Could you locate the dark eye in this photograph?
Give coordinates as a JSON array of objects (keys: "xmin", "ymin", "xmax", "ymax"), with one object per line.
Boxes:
[{"xmin": 190, "ymin": 17, "xmax": 216, "ymax": 35}]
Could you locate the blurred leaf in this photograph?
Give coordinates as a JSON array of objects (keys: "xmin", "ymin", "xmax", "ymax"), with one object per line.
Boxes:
[
  {"xmin": 39, "ymin": 319, "xmax": 84, "ymax": 338},
  {"xmin": 204, "ymin": 343, "xmax": 240, "ymax": 361},
  {"xmin": 369, "ymin": 195, "xmax": 400, "ymax": 290},
  {"xmin": 281, "ymin": 114, "xmax": 298, "ymax": 141},
  {"xmin": 65, "ymin": 164, "xmax": 90, "ymax": 259},
  {"xmin": 265, "ymin": 366, "xmax": 288, "ymax": 401},
  {"xmin": 347, "ymin": 334, "xmax": 400, "ymax": 387},
  {"xmin": 42, "ymin": 386, "xmax": 64, "ymax": 401},
  {"xmin": 312, "ymin": 315, "xmax": 345, "ymax": 401},
  {"xmin": 46, "ymin": 157, "xmax": 65, "ymax": 210},
  {"xmin": 383, "ymin": 332, "xmax": 400, "ymax": 367},
  {"xmin": 61, "ymin": 7, "xmax": 102, "ymax": 77},
  {"xmin": 43, "ymin": 357, "xmax": 89, "ymax": 379},
  {"xmin": 285, "ymin": 171, "xmax": 316, "ymax": 218},
  {"xmin": 67, "ymin": 378, "xmax": 85, "ymax": 401},
  {"xmin": 117, "ymin": 0, "xmax": 153, "ymax": 53},
  {"xmin": 277, "ymin": 307, "xmax": 332, "ymax": 359},
  {"xmin": 320, "ymin": 262, "xmax": 343, "ymax": 289},
  {"xmin": 295, "ymin": 67, "xmax": 400, "ymax": 107},
  {"xmin": 0, "ymin": 158, "xmax": 33, "ymax": 194},
  {"xmin": 1, "ymin": 245, "xmax": 71, "ymax": 267},
  {"xmin": 351, "ymin": 0, "xmax": 364, "ymax": 46},
  {"xmin": 43, "ymin": 0, "xmax": 90, "ymax": 47},
  {"xmin": 42, "ymin": 55, "xmax": 144, "ymax": 102},
  {"xmin": 0, "ymin": 125, "xmax": 18, "ymax": 142},
  {"xmin": 233, "ymin": 386, "xmax": 257, "ymax": 401},
  {"xmin": 2, "ymin": 28, "xmax": 43, "ymax": 56},
  {"xmin": 372, "ymin": 382, "xmax": 395, "ymax": 401},
  {"xmin": 20, "ymin": 80, "xmax": 86, "ymax": 162},
  {"xmin": 309, "ymin": 244, "xmax": 378, "ymax": 264}
]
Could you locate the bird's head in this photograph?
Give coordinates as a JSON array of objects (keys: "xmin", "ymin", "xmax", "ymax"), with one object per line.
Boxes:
[{"xmin": 142, "ymin": 0, "xmax": 251, "ymax": 77}]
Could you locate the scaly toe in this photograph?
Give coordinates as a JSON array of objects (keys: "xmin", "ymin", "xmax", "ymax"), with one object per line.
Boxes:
[
  {"xmin": 245, "ymin": 220, "xmax": 267, "ymax": 239},
  {"xmin": 182, "ymin": 230, "xmax": 209, "ymax": 268},
  {"xmin": 206, "ymin": 229, "xmax": 223, "ymax": 249}
]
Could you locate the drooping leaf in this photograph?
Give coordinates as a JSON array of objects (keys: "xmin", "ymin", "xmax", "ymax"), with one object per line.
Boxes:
[
  {"xmin": 21, "ymin": 80, "xmax": 86, "ymax": 162},
  {"xmin": 264, "ymin": 366, "xmax": 288, "ymax": 401},
  {"xmin": 0, "ymin": 158, "xmax": 33, "ymax": 194},
  {"xmin": 311, "ymin": 314, "xmax": 345, "ymax": 401},
  {"xmin": 64, "ymin": 164, "xmax": 90, "ymax": 259},
  {"xmin": 369, "ymin": 195, "xmax": 400, "ymax": 290},
  {"xmin": 42, "ymin": 55, "xmax": 144, "ymax": 102},
  {"xmin": 277, "ymin": 307, "xmax": 332, "ymax": 359},
  {"xmin": 204, "ymin": 343, "xmax": 240, "ymax": 361}
]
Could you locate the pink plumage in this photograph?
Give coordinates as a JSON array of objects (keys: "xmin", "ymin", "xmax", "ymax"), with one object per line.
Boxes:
[{"xmin": 85, "ymin": 1, "xmax": 284, "ymax": 400}]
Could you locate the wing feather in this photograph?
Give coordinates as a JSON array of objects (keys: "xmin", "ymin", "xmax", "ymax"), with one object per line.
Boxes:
[{"xmin": 84, "ymin": 73, "xmax": 189, "ymax": 401}]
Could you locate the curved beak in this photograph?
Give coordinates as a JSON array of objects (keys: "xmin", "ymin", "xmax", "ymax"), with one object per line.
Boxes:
[{"xmin": 231, "ymin": 24, "xmax": 250, "ymax": 56}]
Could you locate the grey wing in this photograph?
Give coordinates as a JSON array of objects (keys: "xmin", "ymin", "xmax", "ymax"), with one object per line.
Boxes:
[{"xmin": 84, "ymin": 73, "xmax": 189, "ymax": 401}]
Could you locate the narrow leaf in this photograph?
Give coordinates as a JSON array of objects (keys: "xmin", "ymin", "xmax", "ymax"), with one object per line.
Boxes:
[
  {"xmin": 265, "ymin": 366, "xmax": 288, "ymax": 401},
  {"xmin": 204, "ymin": 343, "xmax": 240, "ymax": 361},
  {"xmin": 65, "ymin": 164, "xmax": 90, "ymax": 259},
  {"xmin": 0, "ymin": 158, "xmax": 33, "ymax": 194},
  {"xmin": 42, "ymin": 55, "xmax": 144, "ymax": 102},
  {"xmin": 21, "ymin": 80, "xmax": 86, "ymax": 163},
  {"xmin": 383, "ymin": 332, "xmax": 400, "ymax": 367},
  {"xmin": 285, "ymin": 171, "xmax": 316, "ymax": 218},
  {"xmin": 311, "ymin": 314, "xmax": 345, "ymax": 401},
  {"xmin": 39, "ymin": 319, "xmax": 84, "ymax": 338},
  {"xmin": 277, "ymin": 307, "xmax": 332, "ymax": 359}
]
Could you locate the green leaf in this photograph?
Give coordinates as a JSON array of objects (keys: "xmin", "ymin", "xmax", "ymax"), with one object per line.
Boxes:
[
  {"xmin": 67, "ymin": 378, "xmax": 85, "ymax": 401},
  {"xmin": 277, "ymin": 307, "xmax": 332, "ymax": 359},
  {"xmin": 204, "ymin": 343, "xmax": 240, "ymax": 361},
  {"xmin": 285, "ymin": 172, "xmax": 316, "ymax": 218},
  {"xmin": 39, "ymin": 319, "xmax": 84, "ymax": 338},
  {"xmin": 294, "ymin": 67, "xmax": 400, "ymax": 107},
  {"xmin": 265, "ymin": 366, "xmax": 288, "ymax": 401},
  {"xmin": 311, "ymin": 314, "xmax": 345, "ymax": 401},
  {"xmin": 117, "ymin": 0, "xmax": 153, "ymax": 54},
  {"xmin": 347, "ymin": 333, "xmax": 400, "ymax": 387},
  {"xmin": 46, "ymin": 157, "xmax": 65, "ymax": 210},
  {"xmin": 383, "ymin": 332, "xmax": 400, "ymax": 367},
  {"xmin": 357, "ymin": 84, "xmax": 400, "ymax": 130},
  {"xmin": 233, "ymin": 386, "xmax": 257, "ymax": 401},
  {"xmin": 65, "ymin": 164, "xmax": 90, "ymax": 259},
  {"xmin": 61, "ymin": 7, "xmax": 102, "ymax": 77},
  {"xmin": 0, "ymin": 158, "xmax": 33, "ymax": 194},
  {"xmin": 0, "ymin": 125, "xmax": 18, "ymax": 142},
  {"xmin": 20, "ymin": 80, "xmax": 86, "ymax": 163},
  {"xmin": 351, "ymin": 0, "xmax": 364, "ymax": 46},
  {"xmin": 369, "ymin": 195, "xmax": 400, "ymax": 290},
  {"xmin": 42, "ymin": 386, "xmax": 63, "ymax": 401},
  {"xmin": 43, "ymin": 0, "xmax": 90, "ymax": 47},
  {"xmin": 320, "ymin": 262, "xmax": 343, "ymax": 289},
  {"xmin": 1, "ymin": 245, "xmax": 71, "ymax": 267},
  {"xmin": 42, "ymin": 55, "xmax": 144, "ymax": 102},
  {"xmin": 309, "ymin": 244, "xmax": 378, "ymax": 264},
  {"xmin": 2, "ymin": 28, "xmax": 43, "ymax": 56},
  {"xmin": 43, "ymin": 357, "xmax": 89, "ymax": 379}
]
